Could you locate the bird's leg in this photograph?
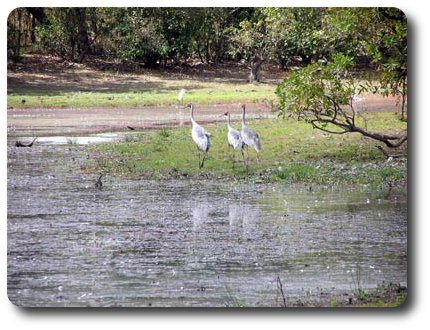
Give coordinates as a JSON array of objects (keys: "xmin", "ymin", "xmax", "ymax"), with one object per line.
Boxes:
[
  {"xmin": 196, "ymin": 148, "xmax": 202, "ymax": 169},
  {"xmin": 200, "ymin": 152, "xmax": 208, "ymax": 169},
  {"xmin": 256, "ymin": 152, "xmax": 260, "ymax": 163},
  {"xmin": 199, "ymin": 153, "xmax": 204, "ymax": 169},
  {"xmin": 230, "ymin": 145, "xmax": 235, "ymax": 169},
  {"xmin": 241, "ymin": 148, "xmax": 249, "ymax": 173}
]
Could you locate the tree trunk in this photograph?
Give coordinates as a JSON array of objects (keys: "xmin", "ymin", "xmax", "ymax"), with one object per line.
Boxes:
[
  {"xmin": 27, "ymin": 8, "xmax": 46, "ymax": 43},
  {"xmin": 15, "ymin": 10, "xmax": 22, "ymax": 59},
  {"xmin": 248, "ymin": 58, "xmax": 264, "ymax": 83},
  {"xmin": 75, "ymin": 8, "xmax": 90, "ymax": 63},
  {"xmin": 400, "ymin": 79, "xmax": 407, "ymax": 121}
]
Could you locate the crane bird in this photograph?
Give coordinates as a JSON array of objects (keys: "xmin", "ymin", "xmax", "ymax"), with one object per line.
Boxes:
[
  {"xmin": 178, "ymin": 89, "xmax": 186, "ymax": 106},
  {"xmin": 240, "ymin": 104, "xmax": 261, "ymax": 163},
  {"xmin": 187, "ymin": 103, "xmax": 211, "ymax": 169},
  {"xmin": 224, "ymin": 111, "xmax": 245, "ymax": 168}
]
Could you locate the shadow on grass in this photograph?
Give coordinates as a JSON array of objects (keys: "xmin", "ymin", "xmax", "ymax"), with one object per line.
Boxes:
[{"xmin": 7, "ymin": 54, "xmax": 281, "ymax": 97}]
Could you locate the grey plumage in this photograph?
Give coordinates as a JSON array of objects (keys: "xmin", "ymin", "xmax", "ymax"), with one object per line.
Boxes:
[
  {"xmin": 225, "ymin": 111, "xmax": 245, "ymax": 167},
  {"xmin": 240, "ymin": 104, "xmax": 261, "ymax": 162},
  {"xmin": 188, "ymin": 103, "xmax": 211, "ymax": 168}
]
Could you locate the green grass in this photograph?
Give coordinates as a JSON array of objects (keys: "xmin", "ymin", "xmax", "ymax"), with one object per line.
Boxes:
[
  {"xmin": 8, "ymin": 82, "xmax": 277, "ymax": 108},
  {"xmin": 84, "ymin": 112, "xmax": 407, "ymax": 186}
]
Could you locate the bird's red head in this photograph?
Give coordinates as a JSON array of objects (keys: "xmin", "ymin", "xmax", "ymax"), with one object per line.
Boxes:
[
  {"xmin": 223, "ymin": 111, "xmax": 229, "ymax": 116},
  {"xmin": 186, "ymin": 103, "xmax": 193, "ymax": 108},
  {"xmin": 241, "ymin": 104, "xmax": 246, "ymax": 110}
]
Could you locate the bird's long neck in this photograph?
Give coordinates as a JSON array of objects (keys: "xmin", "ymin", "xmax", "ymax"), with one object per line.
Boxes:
[
  {"xmin": 241, "ymin": 107, "xmax": 246, "ymax": 127},
  {"xmin": 190, "ymin": 105, "xmax": 196, "ymax": 126},
  {"xmin": 227, "ymin": 113, "xmax": 232, "ymax": 128}
]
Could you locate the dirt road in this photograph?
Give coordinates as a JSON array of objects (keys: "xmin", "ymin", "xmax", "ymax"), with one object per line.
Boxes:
[
  {"xmin": 7, "ymin": 93, "xmax": 401, "ymax": 138},
  {"xmin": 7, "ymin": 103, "xmax": 273, "ymax": 137}
]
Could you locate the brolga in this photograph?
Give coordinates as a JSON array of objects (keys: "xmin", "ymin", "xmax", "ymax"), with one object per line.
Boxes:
[
  {"xmin": 178, "ymin": 89, "xmax": 186, "ymax": 106},
  {"xmin": 224, "ymin": 111, "xmax": 245, "ymax": 168},
  {"xmin": 240, "ymin": 104, "xmax": 261, "ymax": 163},
  {"xmin": 187, "ymin": 103, "xmax": 211, "ymax": 169}
]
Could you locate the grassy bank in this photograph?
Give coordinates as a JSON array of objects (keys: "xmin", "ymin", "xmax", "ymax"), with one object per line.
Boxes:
[
  {"xmin": 7, "ymin": 84, "xmax": 277, "ymax": 109},
  {"xmin": 84, "ymin": 112, "xmax": 407, "ymax": 187},
  {"xmin": 270, "ymin": 281, "xmax": 407, "ymax": 308}
]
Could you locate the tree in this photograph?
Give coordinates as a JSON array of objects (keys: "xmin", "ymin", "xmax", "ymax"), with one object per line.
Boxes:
[
  {"xmin": 275, "ymin": 8, "xmax": 407, "ymax": 149},
  {"xmin": 192, "ymin": 8, "xmax": 234, "ymax": 64},
  {"xmin": 7, "ymin": 8, "xmax": 24, "ymax": 61},
  {"xmin": 227, "ymin": 8, "xmax": 327, "ymax": 82},
  {"xmin": 228, "ymin": 8, "xmax": 269, "ymax": 82},
  {"xmin": 322, "ymin": 8, "xmax": 407, "ymax": 121},
  {"xmin": 101, "ymin": 8, "xmax": 169, "ymax": 67},
  {"xmin": 265, "ymin": 8, "xmax": 327, "ymax": 68},
  {"xmin": 7, "ymin": 8, "xmax": 35, "ymax": 62},
  {"xmin": 25, "ymin": 7, "xmax": 47, "ymax": 43},
  {"xmin": 276, "ymin": 54, "xmax": 407, "ymax": 148},
  {"xmin": 366, "ymin": 8, "xmax": 407, "ymax": 121},
  {"xmin": 35, "ymin": 8, "xmax": 93, "ymax": 62}
]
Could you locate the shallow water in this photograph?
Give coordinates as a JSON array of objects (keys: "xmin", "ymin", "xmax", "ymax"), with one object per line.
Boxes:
[
  {"xmin": 7, "ymin": 143, "xmax": 407, "ymax": 307},
  {"xmin": 9, "ymin": 132, "xmax": 127, "ymax": 146}
]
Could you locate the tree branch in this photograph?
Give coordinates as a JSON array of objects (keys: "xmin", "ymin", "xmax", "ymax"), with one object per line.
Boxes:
[
  {"xmin": 375, "ymin": 145, "xmax": 407, "ymax": 159},
  {"xmin": 310, "ymin": 115, "xmax": 407, "ymax": 148},
  {"xmin": 310, "ymin": 119, "xmax": 350, "ymax": 134}
]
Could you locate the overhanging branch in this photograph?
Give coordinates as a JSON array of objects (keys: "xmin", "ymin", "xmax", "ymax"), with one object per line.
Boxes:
[{"xmin": 309, "ymin": 114, "xmax": 407, "ymax": 148}]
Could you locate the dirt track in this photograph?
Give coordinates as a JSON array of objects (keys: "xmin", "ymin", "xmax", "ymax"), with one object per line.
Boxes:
[
  {"xmin": 7, "ymin": 93, "xmax": 401, "ymax": 138},
  {"xmin": 7, "ymin": 103, "xmax": 273, "ymax": 137}
]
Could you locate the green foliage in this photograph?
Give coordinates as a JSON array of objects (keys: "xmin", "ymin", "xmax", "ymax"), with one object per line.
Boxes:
[
  {"xmin": 276, "ymin": 55, "xmax": 355, "ymax": 121},
  {"xmin": 264, "ymin": 8, "xmax": 327, "ymax": 66},
  {"xmin": 227, "ymin": 9, "xmax": 268, "ymax": 62},
  {"xmin": 36, "ymin": 8, "xmax": 91, "ymax": 62},
  {"xmin": 108, "ymin": 9, "xmax": 168, "ymax": 66},
  {"xmin": 275, "ymin": 8, "xmax": 407, "ymax": 146},
  {"xmin": 191, "ymin": 8, "xmax": 233, "ymax": 63},
  {"xmin": 324, "ymin": 8, "xmax": 407, "ymax": 117},
  {"xmin": 7, "ymin": 6, "xmax": 407, "ymax": 85}
]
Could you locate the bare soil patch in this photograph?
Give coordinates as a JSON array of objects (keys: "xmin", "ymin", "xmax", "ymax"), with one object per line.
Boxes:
[
  {"xmin": 7, "ymin": 103, "xmax": 271, "ymax": 137},
  {"xmin": 7, "ymin": 54, "xmax": 283, "ymax": 95}
]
